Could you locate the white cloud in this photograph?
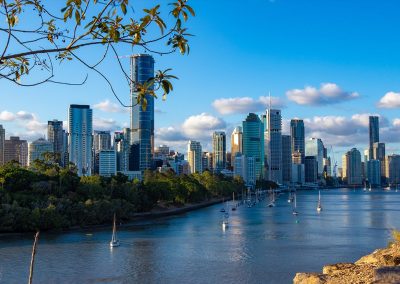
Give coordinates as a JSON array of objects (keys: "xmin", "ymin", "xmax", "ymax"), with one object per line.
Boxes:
[
  {"xmin": 93, "ymin": 118, "xmax": 121, "ymax": 131},
  {"xmin": 212, "ymin": 96, "xmax": 286, "ymax": 115},
  {"xmin": 93, "ymin": 99, "xmax": 128, "ymax": 113},
  {"xmin": 182, "ymin": 113, "xmax": 226, "ymax": 138},
  {"xmin": 0, "ymin": 111, "xmax": 16, "ymax": 121},
  {"xmin": 286, "ymin": 83, "xmax": 359, "ymax": 105},
  {"xmin": 377, "ymin": 92, "xmax": 400, "ymax": 108}
]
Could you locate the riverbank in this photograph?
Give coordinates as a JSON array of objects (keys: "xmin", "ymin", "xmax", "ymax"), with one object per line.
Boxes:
[{"xmin": 293, "ymin": 242, "xmax": 400, "ymax": 284}]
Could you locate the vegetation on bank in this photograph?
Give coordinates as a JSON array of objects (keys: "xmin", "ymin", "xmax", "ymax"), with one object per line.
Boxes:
[{"xmin": 0, "ymin": 160, "xmax": 246, "ymax": 233}]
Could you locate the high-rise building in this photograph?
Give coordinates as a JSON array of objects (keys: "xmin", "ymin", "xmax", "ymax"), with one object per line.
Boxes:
[
  {"xmin": 372, "ymin": 142, "xmax": 385, "ymax": 181},
  {"xmin": 242, "ymin": 113, "xmax": 264, "ymax": 180},
  {"xmin": 114, "ymin": 129, "xmax": 131, "ymax": 172},
  {"xmin": 290, "ymin": 119, "xmax": 305, "ymax": 163},
  {"xmin": 369, "ymin": 116, "xmax": 379, "ymax": 160},
  {"xmin": 262, "ymin": 109, "xmax": 282, "ymax": 184},
  {"xmin": 305, "ymin": 138, "xmax": 324, "ymax": 177},
  {"xmin": 99, "ymin": 149, "xmax": 117, "ymax": 177},
  {"xmin": 212, "ymin": 131, "xmax": 226, "ymax": 173},
  {"xmin": 0, "ymin": 125, "xmax": 4, "ymax": 166},
  {"xmin": 68, "ymin": 104, "xmax": 93, "ymax": 176},
  {"xmin": 28, "ymin": 138, "xmax": 54, "ymax": 166},
  {"xmin": 130, "ymin": 54, "xmax": 155, "ymax": 171},
  {"xmin": 4, "ymin": 136, "xmax": 28, "ymax": 166},
  {"xmin": 281, "ymin": 135, "xmax": 292, "ymax": 185},
  {"xmin": 230, "ymin": 127, "xmax": 243, "ymax": 168},
  {"xmin": 304, "ymin": 156, "xmax": 318, "ymax": 183},
  {"xmin": 47, "ymin": 120, "xmax": 65, "ymax": 165},
  {"xmin": 342, "ymin": 148, "xmax": 362, "ymax": 185},
  {"xmin": 367, "ymin": 159, "xmax": 381, "ymax": 186},
  {"xmin": 234, "ymin": 153, "xmax": 255, "ymax": 188},
  {"xmin": 386, "ymin": 155, "xmax": 400, "ymax": 185},
  {"xmin": 93, "ymin": 130, "xmax": 112, "ymax": 174},
  {"xmin": 187, "ymin": 140, "xmax": 202, "ymax": 174},
  {"xmin": 202, "ymin": 152, "xmax": 213, "ymax": 172}
]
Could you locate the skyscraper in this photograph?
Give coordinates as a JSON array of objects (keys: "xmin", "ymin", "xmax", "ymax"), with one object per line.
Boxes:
[
  {"xmin": 48, "ymin": 120, "xmax": 65, "ymax": 166},
  {"xmin": 28, "ymin": 138, "xmax": 54, "ymax": 166},
  {"xmin": 386, "ymin": 154, "xmax": 400, "ymax": 185},
  {"xmin": 262, "ymin": 109, "xmax": 282, "ymax": 183},
  {"xmin": 4, "ymin": 136, "xmax": 28, "ymax": 166},
  {"xmin": 68, "ymin": 104, "xmax": 93, "ymax": 176},
  {"xmin": 372, "ymin": 142, "xmax": 385, "ymax": 182},
  {"xmin": 242, "ymin": 113, "xmax": 264, "ymax": 180},
  {"xmin": 187, "ymin": 140, "xmax": 202, "ymax": 174},
  {"xmin": 0, "ymin": 125, "xmax": 4, "ymax": 166},
  {"xmin": 290, "ymin": 119, "xmax": 305, "ymax": 163},
  {"xmin": 342, "ymin": 148, "xmax": 362, "ymax": 185},
  {"xmin": 93, "ymin": 130, "xmax": 112, "ymax": 174},
  {"xmin": 304, "ymin": 156, "xmax": 318, "ymax": 183},
  {"xmin": 212, "ymin": 131, "xmax": 226, "ymax": 173},
  {"xmin": 369, "ymin": 116, "xmax": 379, "ymax": 160},
  {"xmin": 130, "ymin": 54, "xmax": 155, "ymax": 171},
  {"xmin": 281, "ymin": 135, "xmax": 292, "ymax": 185},
  {"xmin": 114, "ymin": 129, "xmax": 131, "ymax": 172},
  {"xmin": 230, "ymin": 126, "xmax": 243, "ymax": 167},
  {"xmin": 305, "ymin": 138, "xmax": 325, "ymax": 177},
  {"xmin": 99, "ymin": 149, "xmax": 117, "ymax": 177},
  {"xmin": 367, "ymin": 159, "xmax": 381, "ymax": 186}
]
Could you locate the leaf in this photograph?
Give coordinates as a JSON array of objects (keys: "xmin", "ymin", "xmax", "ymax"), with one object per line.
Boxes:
[
  {"xmin": 75, "ymin": 10, "xmax": 81, "ymax": 25},
  {"xmin": 121, "ymin": 3, "xmax": 127, "ymax": 15}
]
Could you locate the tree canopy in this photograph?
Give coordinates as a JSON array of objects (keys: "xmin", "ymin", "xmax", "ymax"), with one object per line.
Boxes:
[{"xmin": 0, "ymin": 0, "xmax": 195, "ymax": 107}]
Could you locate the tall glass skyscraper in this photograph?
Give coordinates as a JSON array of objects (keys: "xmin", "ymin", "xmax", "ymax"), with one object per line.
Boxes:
[
  {"xmin": 305, "ymin": 138, "xmax": 325, "ymax": 176},
  {"xmin": 212, "ymin": 131, "xmax": 226, "ymax": 173},
  {"xmin": 281, "ymin": 135, "xmax": 292, "ymax": 185},
  {"xmin": 230, "ymin": 126, "xmax": 243, "ymax": 167},
  {"xmin": 188, "ymin": 140, "xmax": 203, "ymax": 174},
  {"xmin": 262, "ymin": 109, "xmax": 282, "ymax": 183},
  {"xmin": 290, "ymin": 119, "xmax": 305, "ymax": 164},
  {"xmin": 130, "ymin": 54, "xmax": 155, "ymax": 171},
  {"xmin": 48, "ymin": 119, "xmax": 65, "ymax": 166},
  {"xmin": 68, "ymin": 104, "xmax": 93, "ymax": 176},
  {"xmin": 242, "ymin": 113, "xmax": 264, "ymax": 180},
  {"xmin": 369, "ymin": 116, "xmax": 379, "ymax": 160}
]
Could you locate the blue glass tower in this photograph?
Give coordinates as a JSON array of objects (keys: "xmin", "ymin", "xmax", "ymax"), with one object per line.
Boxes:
[
  {"xmin": 242, "ymin": 113, "xmax": 264, "ymax": 180},
  {"xmin": 130, "ymin": 54, "xmax": 155, "ymax": 171}
]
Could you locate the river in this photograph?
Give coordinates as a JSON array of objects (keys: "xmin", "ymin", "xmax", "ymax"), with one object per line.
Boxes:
[{"xmin": 1, "ymin": 188, "xmax": 400, "ymax": 284}]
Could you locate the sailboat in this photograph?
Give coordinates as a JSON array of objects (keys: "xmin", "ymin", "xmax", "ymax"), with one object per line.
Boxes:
[
  {"xmin": 369, "ymin": 184, "xmax": 372, "ymax": 192},
  {"xmin": 110, "ymin": 214, "xmax": 120, "ymax": 247},
  {"xmin": 222, "ymin": 217, "xmax": 229, "ymax": 230},
  {"xmin": 317, "ymin": 190, "xmax": 322, "ymax": 212},
  {"xmin": 268, "ymin": 188, "xmax": 275, "ymax": 207},
  {"xmin": 292, "ymin": 193, "xmax": 299, "ymax": 215},
  {"xmin": 232, "ymin": 192, "xmax": 237, "ymax": 211},
  {"xmin": 288, "ymin": 191, "xmax": 292, "ymax": 203},
  {"xmin": 220, "ymin": 197, "xmax": 226, "ymax": 212},
  {"xmin": 363, "ymin": 182, "xmax": 367, "ymax": 191}
]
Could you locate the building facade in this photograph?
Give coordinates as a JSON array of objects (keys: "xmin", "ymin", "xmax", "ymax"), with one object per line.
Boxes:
[
  {"xmin": 342, "ymin": 148, "xmax": 362, "ymax": 185},
  {"xmin": 28, "ymin": 138, "xmax": 54, "ymax": 166},
  {"xmin": 231, "ymin": 126, "xmax": 243, "ymax": 169},
  {"xmin": 369, "ymin": 116, "xmax": 379, "ymax": 160},
  {"xmin": 290, "ymin": 119, "xmax": 305, "ymax": 164},
  {"xmin": 263, "ymin": 109, "xmax": 282, "ymax": 184},
  {"xmin": 242, "ymin": 113, "xmax": 264, "ymax": 180},
  {"xmin": 305, "ymin": 138, "xmax": 325, "ymax": 176},
  {"xmin": 212, "ymin": 131, "xmax": 226, "ymax": 173},
  {"xmin": 4, "ymin": 136, "xmax": 28, "ymax": 166},
  {"xmin": 386, "ymin": 154, "xmax": 400, "ymax": 185},
  {"xmin": 130, "ymin": 54, "xmax": 155, "ymax": 171},
  {"xmin": 187, "ymin": 140, "xmax": 202, "ymax": 174},
  {"xmin": 0, "ymin": 125, "xmax": 4, "ymax": 166},
  {"xmin": 281, "ymin": 135, "xmax": 292, "ymax": 185},
  {"xmin": 305, "ymin": 156, "xmax": 318, "ymax": 183},
  {"xmin": 367, "ymin": 159, "xmax": 381, "ymax": 186},
  {"xmin": 234, "ymin": 153, "xmax": 255, "ymax": 188},
  {"xmin": 47, "ymin": 120, "xmax": 65, "ymax": 165},
  {"xmin": 68, "ymin": 104, "xmax": 93, "ymax": 176},
  {"xmin": 99, "ymin": 149, "xmax": 117, "ymax": 177}
]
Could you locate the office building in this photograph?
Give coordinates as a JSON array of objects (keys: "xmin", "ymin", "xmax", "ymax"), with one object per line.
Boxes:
[
  {"xmin": 4, "ymin": 136, "xmax": 28, "ymax": 166},
  {"xmin": 28, "ymin": 138, "xmax": 54, "ymax": 166},
  {"xmin": 212, "ymin": 131, "xmax": 226, "ymax": 173},
  {"xmin": 367, "ymin": 159, "xmax": 381, "ymax": 186},
  {"xmin": 305, "ymin": 156, "xmax": 318, "ymax": 183},
  {"xmin": 290, "ymin": 119, "xmax": 305, "ymax": 163},
  {"xmin": 68, "ymin": 104, "xmax": 93, "ymax": 176},
  {"xmin": 242, "ymin": 113, "xmax": 264, "ymax": 180},
  {"xmin": 342, "ymin": 148, "xmax": 362, "ymax": 185},
  {"xmin": 230, "ymin": 126, "xmax": 243, "ymax": 168},
  {"xmin": 372, "ymin": 142, "xmax": 385, "ymax": 181},
  {"xmin": 291, "ymin": 163, "xmax": 305, "ymax": 185},
  {"xmin": 47, "ymin": 120, "xmax": 65, "ymax": 165},
  {"xmin": 369, "ymin": 116, "xmax": 379, "ymax": 160},
  {"xmin": 386, "ymin": 155, "xmax": 400, "ymax": 185},
  {"xmin": 305, "ymin": 138, "xmax": 324, "ymax": 177},
  {"xmin": 114, "ymin": 129, "xmax": 131, "ymax": 172},
  {"xmin": 262, "ymin": 109, "xmax": 282, "ymax": 184},
  {"xmin": 0, "ymin": 125, "xmax": 4, "ymax": 166},
  {"xmin": 187, "ymin": 140, "xmax": 202, "ymax": 174},
  {"xmin": 94, "ymin": 131, "xmax": 111, "ymax": 152},
  {"xmin": 281, "ymin": 135, "xmax": 292, "ymax": 185},
  {"xmin": 202, "ymin": 152, "xmax": 213, "ymax": 172},
  {"xmin": 99, "ymin": 149, "xmax": 117, "ymax": 177},
  {"xmin": 234, "ymin": 153, "xmax": 255, "ymax": 188},
  {"xmin": 130, "ymin": 54, "xmax": 155, "ymax": 171}
]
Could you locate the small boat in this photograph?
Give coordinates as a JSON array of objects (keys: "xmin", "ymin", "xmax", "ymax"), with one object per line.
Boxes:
[
  {"xmin": 109, "ymin": 213, "xmax": 120, "ymax": 248},
  {"xmin": 267, "ymin": 188, "xmax": 275, "ymax": 207},
  {"xmin": 292, "ymin": 194, "xmax": 299, "ymax": 215},
  {"xmin": 369, "ymin": 184, "xmax": 372, "ymax": 192},
  {"xmin": 317, "ymin": 190, "xmax": 322, "ymax": 212},
  {"xmin": 222, "ymin": 219, "xmax": 229, "ymax": 230},
  {"xmin": 363, "ymin": 182, "xmax": 367, "ymax": 191}
]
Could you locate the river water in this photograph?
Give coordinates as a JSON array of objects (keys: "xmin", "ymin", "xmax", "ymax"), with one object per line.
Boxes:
[{"xmin": 1, "ymin": 188, "xmax": 400, "ymax": 284}]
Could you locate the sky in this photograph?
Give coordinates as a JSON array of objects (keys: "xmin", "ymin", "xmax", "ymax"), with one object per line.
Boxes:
[{"xmin": 1, "ymin": 0, "xmax": 400, "ymax": 166}]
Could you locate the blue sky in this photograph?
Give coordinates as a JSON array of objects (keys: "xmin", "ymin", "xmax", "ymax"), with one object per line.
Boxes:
[{"xmin": 1, "ymin": 0, "xmax": 400, "ymax": 164}]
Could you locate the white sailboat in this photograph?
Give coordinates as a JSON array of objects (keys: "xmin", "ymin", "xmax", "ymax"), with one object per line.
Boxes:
[
  {"xmin": 317, "ymin": 190, "xmax": 322, "ymax": 212},
  {"xmin": 110, "ymin": 214, "xmax": 120, "ymax": 248},
  {"xmin": 292, "ymin": 193, "xmax": 299, "ymax": 215},
  {"xmin": 363, "ymin": 182, "xmax": 367, "ymax": 191},
  {"xmin": 369, "ymin": 184, "xmax": 372, "ymax": 192},
  {"xmin": 268, "ymin": 188, "xmax": 275, "ymax": 207}
]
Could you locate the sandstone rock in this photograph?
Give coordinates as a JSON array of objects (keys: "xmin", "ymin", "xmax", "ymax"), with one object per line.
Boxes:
[
  {"xmin": 374, "ymin": 266, "xmax": 400, "ymax": 283},
  {"xmin": 323, "ymin": 263, "xmax": 356, "ymax": 275},
  {"xmin": 293, "ymin": 273, "xmax": 328, "ymax": 284}
]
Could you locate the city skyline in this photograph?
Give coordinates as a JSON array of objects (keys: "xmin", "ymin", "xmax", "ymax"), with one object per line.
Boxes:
[{"xmin": 1, "ymin": 1, "xmax": 400, "ymax": 163}]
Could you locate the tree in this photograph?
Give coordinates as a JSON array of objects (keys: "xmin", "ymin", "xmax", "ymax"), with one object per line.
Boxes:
[{"xmin": 0, "ymin": 0, "xmax": 195, "ymax": 108}]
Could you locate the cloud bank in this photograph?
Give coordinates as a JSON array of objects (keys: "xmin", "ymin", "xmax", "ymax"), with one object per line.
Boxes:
[{"xmin": 212, "ymin": 96, "xmax": 286, "ymax": 115}]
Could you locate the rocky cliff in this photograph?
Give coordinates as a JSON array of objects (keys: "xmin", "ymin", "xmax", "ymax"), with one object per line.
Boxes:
[{"xmin": 293, "ymin": 243, "xmax": 400, "ymax": 284}]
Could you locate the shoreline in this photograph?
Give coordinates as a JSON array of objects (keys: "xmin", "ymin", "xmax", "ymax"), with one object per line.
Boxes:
[{"xmin": 0, "ymin": 197, "xmax": 228, "ymax": 237}]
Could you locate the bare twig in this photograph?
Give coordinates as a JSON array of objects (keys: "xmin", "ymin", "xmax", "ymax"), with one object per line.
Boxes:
[{"xmin": 28, "ymin": 231, "xmax": 40, "ymax": 284}]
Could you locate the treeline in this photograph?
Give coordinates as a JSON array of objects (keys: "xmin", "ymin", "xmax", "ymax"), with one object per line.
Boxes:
[{"xmin": 0, "ymin": 160, "xmax": 245, "ymax": 233}]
